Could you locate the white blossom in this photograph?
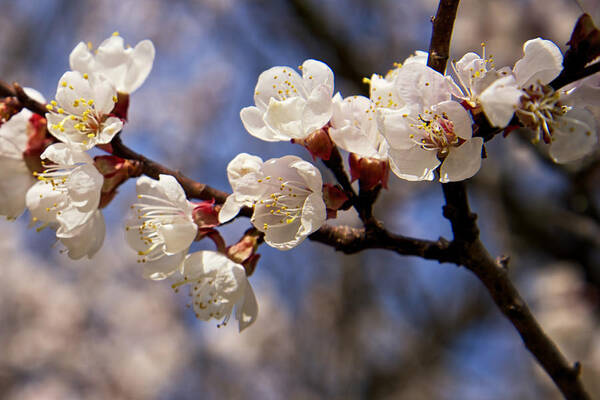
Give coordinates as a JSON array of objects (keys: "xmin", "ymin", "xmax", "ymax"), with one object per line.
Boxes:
[
  {"xmin": 25, "ymin": 143, "xmax": 105, "ymax": 259},
  {"xmin": 219, "ymin": 153, "xmax": 326, "ymax": 250},
  {"xmin": 329, "ymin": 93, "xmax": 388, "ymax": 159},
  {"xmin": 451, "ymin": 44, "xmax": 522, "ymax": 127},
  {"xmin": 380, "ymin": 63, "xmax": 483, "ymax": 182},
  {"xmin": 69, "ymin": 32, "xmax": 155, "ymax": 94},
  {"xmin": 240, "ymin": 59, "xmax": 334, "ymax": 142},
  {"xmin": 0, "ymin": 88, "xmax": 45, "ymax": 218},
  {"xmin": 513, "ymin": 38, "xmax": 598, "ymax": 163},
  {"xmin": 126, "ymin": 174, "xmax": 197, "ymax": 280},
  {"xmin": 46, "ymin": 71, "xmax": 123, "ymax": 151},
  {"xmin": 367, "ymin": 50, "xmax": 428, "ymax": 110},
  {"xmin": 171, "ymin": 251, "xmax": 258, "ymax": 332}
]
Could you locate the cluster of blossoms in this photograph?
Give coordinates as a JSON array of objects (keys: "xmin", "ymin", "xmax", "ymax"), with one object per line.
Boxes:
[{"xmin": 1, "ymin": 31, "xmax": 598, "ymax": 333}]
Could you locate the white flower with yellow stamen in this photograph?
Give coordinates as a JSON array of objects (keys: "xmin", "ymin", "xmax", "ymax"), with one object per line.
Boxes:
[
  {"xmin": 25, "ymin": 143, "xmax": 105, "ymax": 259},
  {"xmin": 69, "ymin": 32, "xmax": 155, "ymax": 94},
  {"xmin": 46, "ymin": 70, "xmax": 123, "ymax": 151},
  {"xmin": 366, "ymin": 50, "xmax": 428, "ymax": 110},
  {"xmin": 512, "ymin": 38, "xmax": 598, "ymax": 163},
  {"xmin": 219, "ymin": 153, "xmax": 326, "ymax": 250},
  {"xmin": 125, "ymin": 174, "xmax": 197, "ymax": 280},
  {"xmin": 240, "ymin": 59, "xmax": 334, "ymax": 142},
  {"xmin": 380, "ymin": 63, "xmax": 483, "ymax": 182},
  {"xmin": 172, "ymin": 251, "xmax": 258, "ymax": 332},
  {"xmin": 451, "ymin": 43, "xmax": 522, "ymax": 128}
]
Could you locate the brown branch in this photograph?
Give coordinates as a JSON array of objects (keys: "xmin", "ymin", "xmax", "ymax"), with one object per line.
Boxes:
[
  {"xmin": 310, "ymin": 224, "xmax": 454, "ymax": 262},
  {"xmin": 427, "ymin": 1, "xmax": 591, "ymax": 399},
  {"xmin": 427, "ymin": 0, "xmax": 460, "ymax": 74}
]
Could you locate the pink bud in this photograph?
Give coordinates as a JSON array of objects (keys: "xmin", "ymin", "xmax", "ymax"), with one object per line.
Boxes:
[
  {"xmin": 94, "ymin": 155, "xmax": 142, "ymax": 208},
  {"xmin": 192, "ymin": 200, "xmax": 220, "ymax": 230},
  {"xmin": 349, "ymin": 153, "xmax": 389, "ymax": 191},
  {"xmin": 23, "ymin": 114, "xmax": 53, "ymax": 174},
  {"xmin": 291, "ymin": 126, "xmax": 334, "ymax": 160},
  {"xmin": 322, "ymin": 183, "xmax": 349, "ymax": 219},
  {"xmin": 226, "ymin": 229, "xmax": 262, "ymax": 276}
]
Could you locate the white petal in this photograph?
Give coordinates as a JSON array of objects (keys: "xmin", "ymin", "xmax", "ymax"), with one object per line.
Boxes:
[
  {"xmin": 263, "ymin": 97, "xmax": 306, "ymax": 139},
  {"xmin": 302, "ymin": 85, "xmax": 333, "ymax": 134},
  {"xmin": 379, "ymin": 107, "xmax": 419, "ymax": 150},
  {"xmin": 218, "ymin": 195, "xmax": 245, "ymax": 223},
  {"xmin": 157, "ymin": 174, "xmax": 189, "ymax": 210},
  {"xmin": 158, "ymin": 217, "xmax": 197, "ymax": 255},
  {"xmin": 550, "ymin": 108, "xmax": 597, "ymax": 163},
  {"xmin": 236, "ymin": 280, "xmax": 258, "ymax": 332},
  {"xmin": 439, "ymin": 137, "xmax": 483, "ymax": 183},
  {"xmin": 240, "ymin": 106, "xmax": 282, "ymax": 142},
  {"xmin": 329, "ymin": 95, "xmax": 380, "ymax": 156},
  {"xmin": 253, "ymin": 66, "xmax": 305, "ymax": 110},
  {"xmin": 302, "ymin": 59, "xmax": 334, "ymax": 97},
  {"xmin": 513, "ymin": 38, "xmax": 563, "ymax": 88},
  {"xmin": 144, "ymin": 251, "xmax": 186, "ymax": 280},
  {"xmin": 262, "ymin": 218, "xmax": 304, "ymax": 250},
  {"xmin": 56, "ymin": 71, "xmax": 93, "ymax": 115},
  {"xmin": 41, "ymin": 143, "xmax": 93, "ymax": 165},
  {"xmin": 59, "ymin": 210, "xmax": 105, "ymax": 259},
  {"xmin": 67, "ymin": 164, "xmax": 103, "ymax": 211},
  {"xmin": 121, "ymin": 39, "xmax": 155, "ymax": 93},
  {"xmin": 479, "ymin": 75, "xmax": 522, "ymax": 127},
  {"xmin": 298, "ymin": 192, "xmax": 326, "ymax": 236},
  {"xmin": 290, "ymin": 159, "xmax": 323, "ymax": 193},
  {"xmin": 97, "ymin": 117, "xmax": 123, "ymax": 144},
  {"xmin": 388, "ymin": 146, "xmax": 440, "ymax": 181},
  {"xmin": 69, "ymin": 42, "xmax": 95, "ymax": 73},
  {"xmin": 0, "ymin": 159, "xmax": 34, "ymax": 218},
  {"xmin": 0, "ymin": 111, "xmax": 30, "ymax": 156},
  {"xmin": 432, "ymin": 100, "xmax": 473, "ymax": 140},
  {"xmin": 394, "ymin": 63, "xmax": 450, "ymax": 108},
  {"xmin": 26, "ymin": 181, "xmax": 63, "ymax": 223},
  {"xmin": 91, "ymin": 74, "xmax": 118, "ymax": 115}
]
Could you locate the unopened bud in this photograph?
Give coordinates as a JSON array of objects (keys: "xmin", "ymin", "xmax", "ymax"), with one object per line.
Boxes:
[
  {"xmin": 322, "ymin": 183, "xmax": 349, "ymax": 219},
  {"xmin": 226, "ymin": 228, "xmax": 262, "ymax": 276},
  {"xmin": 23, "ymin": 114, "xmax": 53, "ymax": 174},
  {"xmin": 94, "ymin": 155, "xmax": 142, "ymax": 208},
  {"xmin": 192, "ymin": 200, "xmax": 220, "ymax": 232},
  {"xmin": 349, "ymin": 153, "xmax": 389, "ymax": 191},
  {"xmin": 291, "ymin": 126, "xmax": 334, "ymax": 160}
]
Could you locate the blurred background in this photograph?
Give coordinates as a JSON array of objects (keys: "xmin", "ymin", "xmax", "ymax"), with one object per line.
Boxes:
[{"xmin": 0, "ymin": 0, "xmax": 599, "ymax": 399}]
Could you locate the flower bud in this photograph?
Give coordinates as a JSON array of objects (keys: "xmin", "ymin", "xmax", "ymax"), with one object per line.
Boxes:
[
  {"xmin": 23, "ymin": 114, "xmax": 53, "ymax": 174},
  {"xmin": 322, "ymin": 183, "xmax": 349, "ymax": 219},
  {"xmin": 94, "ymin": 155, "xmax": 142, "ymax": 208},
  {"xmin": 192, "ymin": 200, "xmax": 220, "ymax": 233},
  {"xmin": 226, "ymin": 228, "xmax": 262, "ymax": 276},
  {"xmin": 291, "ymin": 127, "xmax": 334, "ymax": 160},
  {"xmin": 349, "ymin": 153, "xmax": 389, "ymax": 191}
]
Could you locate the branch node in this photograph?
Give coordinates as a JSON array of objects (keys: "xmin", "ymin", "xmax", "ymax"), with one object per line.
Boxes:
[{"xmin": 496, "ymin": 255, "xmax": 511, "ymax": 270}]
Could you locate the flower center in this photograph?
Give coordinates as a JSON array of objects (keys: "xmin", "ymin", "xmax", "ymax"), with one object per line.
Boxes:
[
  {"xmin": 172, "ymin": 275, "xmax": 234, "ymax": 327},
  {"xmin": 253, "ymin": 175, "xmax": 311, "ymax": 231},
  {"xmin": 409, "ymin": 111, "xmax": 461, "ymax": 158},
  {"xmin": 516, "ymin": 83, "xmax": 569, "ymax": 144},
  {"xmin": 126, "ymin": 194, "xmax": 186, "ymax": 263}
]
